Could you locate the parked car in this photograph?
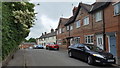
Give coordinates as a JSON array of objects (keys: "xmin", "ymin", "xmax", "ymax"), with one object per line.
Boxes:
[
  {"xmin": 46, "ymin": 43, "xmax": 59, "ymax": 50},
  {"xmin": 29, "ymin": 46, "xmax": 33, "ymax": 49},
  {"xmin": 33, "ymin": 45, "xmax": 37, "ymax": 49},
  {"xmin": 34, "ymin": 45, "xmax": 44, "ymax": 49},
  {"xmin": 68, "ymin": 44, "xmax": 116, "ymax": 65}
]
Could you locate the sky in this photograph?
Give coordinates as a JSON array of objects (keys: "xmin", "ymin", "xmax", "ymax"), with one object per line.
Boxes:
[{"xmin": 26, "ymin": 0, "xmax": 96, "ymax": 40}]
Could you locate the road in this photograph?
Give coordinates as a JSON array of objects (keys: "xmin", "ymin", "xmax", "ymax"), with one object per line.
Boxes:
[{"xmin": 7, "ymin": 48, "xmax": 117, "ymax": 67}]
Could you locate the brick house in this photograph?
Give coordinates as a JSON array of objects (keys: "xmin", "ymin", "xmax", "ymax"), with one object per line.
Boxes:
[
  {"xmin": 56, "ymin": 18, "xmax": 69, "ymax": 49},
  {"xmin": 103, "ymin": 2, "xmax": 120, "ymax": 64},
  {"xmin": 56, "ymin": 1, "xmax": 120, "ymax": 64}
]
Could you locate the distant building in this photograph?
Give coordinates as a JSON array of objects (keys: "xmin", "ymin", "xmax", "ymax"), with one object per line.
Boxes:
[
  {"xmin": 37, "ymin": 29, "xmax": 56, "ymax": 46},
  {"xmin": 19, "ymin": 42, "xmax": 36, "ymax": 49}
]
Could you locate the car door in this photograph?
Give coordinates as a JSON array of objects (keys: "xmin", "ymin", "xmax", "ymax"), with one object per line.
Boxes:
[
  {"xmin": 69, "ymin": 44, "xmax": 79, "ymax": 57},
  {"xmin": 76, "ymin": 44, "xmax": 87, "ymax": 60}
]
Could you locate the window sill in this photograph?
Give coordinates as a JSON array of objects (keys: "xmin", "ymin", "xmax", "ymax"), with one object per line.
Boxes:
[
  {"xmin": 83, "ymin": 24, "xmax": 89, "ymax": 26},
  {"xmin": 76, "ymin": 27, "xmax": 80, "ymax": 29},
  {"xmin": 113, "ymin": 13, "xmax": 120, "ymax": 17},
  {"xmin": 85, "ymin": 43, "xmax": 94, "ymax": 44},
  {"xmin": 95, "ymin": 20, "xmax": 102, "ymax": 23}
]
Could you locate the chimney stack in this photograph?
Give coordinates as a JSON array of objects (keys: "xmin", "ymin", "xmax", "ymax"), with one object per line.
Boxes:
[
  {"xmin": 42, "ymin": 33, "xmax": 44, "ymax": 36},
  {"xmin": 51, "ymin": 29, "xmax": 54, "ymax": 33},
  {"xmin": 45, "ymin": 32, "xmax": 47, "ymax": 35},
  {"xmin": 73, "ymin": 7, "xmax": 78, "ymax": 15}
]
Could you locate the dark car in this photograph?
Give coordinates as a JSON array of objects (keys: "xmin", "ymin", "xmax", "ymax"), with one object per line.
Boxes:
[
  {"xmin": 46, "ymin": 43, "xmax": 59, "ymax": 50},
  {"xmin": 68, "ymin": 44, "xmax": 116, "ymax": 65}
]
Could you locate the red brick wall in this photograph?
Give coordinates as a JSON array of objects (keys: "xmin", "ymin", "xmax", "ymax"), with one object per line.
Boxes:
[{"xmin": 104, "ymin": 3, "xmax": 120, "ymax": 64}]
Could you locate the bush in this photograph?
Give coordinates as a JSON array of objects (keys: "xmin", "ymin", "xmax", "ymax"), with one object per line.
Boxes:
[{"xmin": 2, "ymin": 2, "xmax": 35, "ymax": 60}]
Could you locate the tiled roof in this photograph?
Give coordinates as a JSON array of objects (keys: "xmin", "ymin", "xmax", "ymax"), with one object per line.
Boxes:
[
  {"xmin": 39, "ymin": 31, "xmax": 56, "ymax": 39},
  {"xmin": 65, "ymin": 3, "xmax": 89, "ymax": 26},
  {"xmin": 65, "ymin": 2, "xmax": 110, "ymax": 26},
  {"xmin": 56, "ymin": 18, "xmax": 69, "ymax": 29},
  {"xmin": 90, "ymin": 2, "xmax": 110, "ymax": 12}
]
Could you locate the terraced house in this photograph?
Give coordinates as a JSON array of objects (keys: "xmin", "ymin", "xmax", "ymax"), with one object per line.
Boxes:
[
  {"xmin": 37, "ymin": 29, "xmax": 56, "ymax": 46},
  {"xmin": 56, "ymin": 18, "xmax": 69, "ymax": 49},
  {"xmin": 56, "ymin": 1, "xmax": 120, "ymax": 64}
]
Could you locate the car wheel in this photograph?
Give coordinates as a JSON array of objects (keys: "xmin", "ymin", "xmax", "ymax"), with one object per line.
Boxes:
[
  {"xmin": 68, "ymin": 51, "xmax": 73, "ymax": 57},
  {"xmin": 87, "ymin": 56, "xmax": 93, "ymax": 65}
]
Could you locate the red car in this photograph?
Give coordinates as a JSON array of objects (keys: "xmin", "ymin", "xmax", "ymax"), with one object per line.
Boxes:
[{"xmin": 46, "ymin": 43, "xmax": 59, "ymax": 50}]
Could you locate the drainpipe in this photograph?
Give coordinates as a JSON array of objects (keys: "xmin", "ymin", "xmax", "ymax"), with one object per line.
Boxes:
[
  {"xmin": 103, "ymin": 10, "xmax": 106, "ymax": 51},
  {"xmin": 68, "ymin": 25, "xmax": 71, "ymax": 47}
]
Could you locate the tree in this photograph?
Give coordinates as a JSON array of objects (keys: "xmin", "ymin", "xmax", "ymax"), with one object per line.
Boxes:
[
  {"xmin": 26, "ymin": 38, "xmax": 36, "ymax": 43},
  {"xmin": 2, "ymin": 2, "xmax": 36, "ymax": 60}
]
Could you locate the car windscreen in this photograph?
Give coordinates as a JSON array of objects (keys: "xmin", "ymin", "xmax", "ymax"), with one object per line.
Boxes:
[
  {"xmin": 38, "ymin": 45, "xmax": 42, "ymax": 47},
  {"xmin": 49, "ymin": 43, "xmax": 55, "ymax": 45},
  {"xmin": 85, "ymin": 45, "xmax": 103, "ymax": 52}
]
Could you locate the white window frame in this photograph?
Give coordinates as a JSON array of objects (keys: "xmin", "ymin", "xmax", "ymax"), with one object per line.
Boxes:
[
  {"xmin": 83, "ymin": 16, "xmax": 89, "ymax": 25},
  {"xmin": 95, "ymin": 11, "xmax": 102, "ymax": 22},
  {"xmin": 85, "ymin": 35, "xmax": 94, "ymax": 44},
  {"xmin": 57, "ymin": 30, "xmax": 59, "ymax": 35},
  {"xmin": 62, "ymin": 27, "xmax": 65, "ymax": 33},
  {"xmin": 96, "ymin": 34, "xmax": 103, "ymax": 49},
  {"xmin": 59, "ymin": 28, "xmax": 61, "ymax": 34},
  {"xmin": 66, "ymin": 26, "xmax": 69, "ymax": 31},
  {"xmin": 70, "ymin": 25, "xmax": 73, "ymax": 30},
  {"xmin": 75, "ymin": 20, "xmax": 81, "ymax": 28},
  {"xmin": 114, "ymin": 2, "xmax": 120, "ymax": 16}
]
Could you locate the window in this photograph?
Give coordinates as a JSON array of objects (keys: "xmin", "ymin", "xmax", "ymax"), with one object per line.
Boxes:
[
  {"xmin": 85, "ymin": 35, "xmax": 94, "ymax": 44},
  {"xmin": 98, "ymin": 38, "xmax": 102, "ymax": 45},
  {"xmin": 70, "ymin": 25, "xmax": 73, "ymax": 30},
  {"xmin": 114, "ymin": 2, "xmax": 120, "ymax": 15},
  {"xmin": 75, "ymin": 20, "xmax": 80, "ymax": 28},
  {"xmin": 59, "ymin": 28, "xmax": 61, "ymax": 34},
  {"xmin": 62, "ymin": 27, "xmax": 65, "ymax": 33},
  {"xmin": 73, "ymin": 37, "xmax": 80, "ymax": 44},
  {"xmin": 57, "ymin": 30, "xmax": 59, "ymax": 35},
  {"xmin": 83, "ymin": 16, "xmax": 89, "ymax": 25},
  {"xmin": 95, "ymin": 11, "xmax": 102, "ymax": 22},
  {"xmin": 66, "ymin": 26, "xmax": 69, "ymax": 31}
]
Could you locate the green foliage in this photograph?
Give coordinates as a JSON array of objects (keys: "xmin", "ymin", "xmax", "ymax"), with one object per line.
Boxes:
[
  {"xmin": 2, "ymin": 2, "xmax": 35, "ymax": 60},
  {"xmin": 0, "ymin": 1, "xmax": 2, "ymax": 61}
]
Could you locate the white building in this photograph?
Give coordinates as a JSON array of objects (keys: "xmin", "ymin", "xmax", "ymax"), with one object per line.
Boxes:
[{"xmin": 37, "ymin": 29, "xmax": 56, "ymax": 46}]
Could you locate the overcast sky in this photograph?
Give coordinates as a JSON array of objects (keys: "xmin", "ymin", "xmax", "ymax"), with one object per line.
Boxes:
[{"xmin": 26, "ymin": 1, "xmax": 96, "ymax": 40}]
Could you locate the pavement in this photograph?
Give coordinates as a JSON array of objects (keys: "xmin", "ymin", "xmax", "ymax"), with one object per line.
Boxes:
[
  {"xmin": 5, "ymin": 48, "xmax": 119, "ymax": 68},
  {"xmin": 7, "ymin": 50, "xmax": 25, "ymax": 66}
]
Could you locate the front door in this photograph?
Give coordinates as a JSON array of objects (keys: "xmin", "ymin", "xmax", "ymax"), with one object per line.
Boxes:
[
  {"xmin": 96, "ymin": 35, "xmax": 104, "ymax": 50},
  {"xmin": 109, "ymin": 35, "xmax": 117, "ymax": 56}
]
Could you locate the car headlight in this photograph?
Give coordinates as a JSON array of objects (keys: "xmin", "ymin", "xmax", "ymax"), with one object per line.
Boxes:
[{"xmin": 93, "ymin": 54, "xmax": 104, "ymax": 58}]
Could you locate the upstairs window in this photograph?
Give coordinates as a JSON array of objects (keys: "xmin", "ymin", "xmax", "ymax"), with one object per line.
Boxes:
[
  {"xmin": 59, "ymin": 28, "xmax": 61, "ymax": 34},
  {"xmin": 95, "ymin": 11, "xmax": 102, "ymax": 22},
  {"xmin": 75, "ymin": 20, "xmax": 80, "ymax": 28},
  {"xmin": 70, "ymin": 25, "xmax": 73, "ymax": 30},
  {"xmin": 57, "ymin": 30, "xmax": 59, "ymax": 35},
  {"xmin": 114, "ymin": 2, "xmax": 120, "ymax": 15},
  {"xmin": 83, "ymin": 16, "xmax": 89, "ymax": 25},
  {"xmin": 66, "ymin": 26, "xmax": 69, "ymax": 31},
  {"xmin": 62, "ymin": 27, "xmax": 65, "ymax": 33}
]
